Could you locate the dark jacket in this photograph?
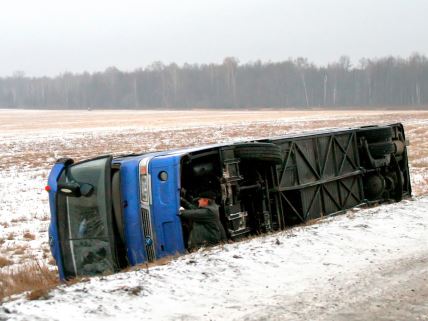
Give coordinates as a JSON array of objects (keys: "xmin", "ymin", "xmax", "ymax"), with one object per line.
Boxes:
[{"xmin": 180, "ymin": 204, "xmax": 227, "ymax": 249}]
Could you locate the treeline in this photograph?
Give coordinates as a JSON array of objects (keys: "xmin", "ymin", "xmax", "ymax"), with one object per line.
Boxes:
[{"xmin": 1, "ymin": 54, "xmax": 428, "ymax": 109}]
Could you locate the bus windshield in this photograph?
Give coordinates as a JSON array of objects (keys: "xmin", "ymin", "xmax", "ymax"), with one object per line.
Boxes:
[{"xmin": 56, "ymin": 156, "xmax": 118, "ymax": 278}]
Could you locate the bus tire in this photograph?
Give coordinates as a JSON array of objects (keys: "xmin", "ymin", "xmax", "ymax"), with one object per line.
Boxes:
[
  {"xmin": 234, "ymin": 143, "xmax": 283, "ymax": 164},
  {"xmin": 358, "ymin": 126, "xmax": 393, "ymax": 143}
]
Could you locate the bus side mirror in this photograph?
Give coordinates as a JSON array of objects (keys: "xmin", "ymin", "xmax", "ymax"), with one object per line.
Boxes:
[{"xmin": 58, "ymin": 182, "xmax": 94, "ymax": 197}]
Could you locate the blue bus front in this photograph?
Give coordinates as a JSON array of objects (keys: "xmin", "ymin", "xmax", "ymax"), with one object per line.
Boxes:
[{"xmin": 47, "ymin": 153, "xmax": 186, "ymax": 280}]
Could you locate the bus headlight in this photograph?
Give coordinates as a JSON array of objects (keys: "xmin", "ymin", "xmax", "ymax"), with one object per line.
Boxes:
[{"xmin": 139, "ymin": 158, "xmax": 151, "ymax": 203}]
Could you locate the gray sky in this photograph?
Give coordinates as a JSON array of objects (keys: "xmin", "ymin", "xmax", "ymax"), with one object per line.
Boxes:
[{"xmin": 1, "ymin": 0, "xmax": 427, "ymax": 77}]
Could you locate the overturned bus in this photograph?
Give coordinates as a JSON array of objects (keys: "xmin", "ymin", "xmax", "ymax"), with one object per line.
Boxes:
[{"xmin": 47, "ymin": 124, "xmax": 411, "ymax": 280}]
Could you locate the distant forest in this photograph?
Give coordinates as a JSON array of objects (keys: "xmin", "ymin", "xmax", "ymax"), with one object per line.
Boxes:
[{"xmin": 1, "ymin": 54, "xmax": 428, "ymax": 109}]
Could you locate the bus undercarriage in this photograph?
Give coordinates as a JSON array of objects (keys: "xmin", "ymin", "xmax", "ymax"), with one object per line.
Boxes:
[{"xmin": 180, "ymin": 124, "xmax": 411, "ymax": 240}]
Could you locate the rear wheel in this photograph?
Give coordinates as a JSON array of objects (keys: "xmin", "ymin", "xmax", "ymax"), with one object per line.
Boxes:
[
  {"xmin": 234, "ymin": 143, "xmax": 283, "ymax": 164},
  {"xmin": 357, "ymin": 126, "xmax": 393, "ymax": 143}
]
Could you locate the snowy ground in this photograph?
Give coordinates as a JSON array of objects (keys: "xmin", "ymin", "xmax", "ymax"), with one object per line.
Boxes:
[
  {"xmin": 0, "ymin": 109, "xmax": 427, "ymax": 320},
  {"xmin": 1, "ymin": 197, "xmax": 427, "ymax": 321}
]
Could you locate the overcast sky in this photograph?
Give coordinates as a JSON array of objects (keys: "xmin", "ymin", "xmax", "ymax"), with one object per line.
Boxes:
[{"xmin": 1, "ymin": 0, "xmax": 427, "ymax": 77}]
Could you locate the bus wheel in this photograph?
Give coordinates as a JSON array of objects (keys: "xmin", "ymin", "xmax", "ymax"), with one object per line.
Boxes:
[
  {"xmin": 357, "ymin": 126, "xmax": 393, "ymax": 143},
  {"xmin": 234, "ymin": 143, "xmax": 283, "ymax": 164}
]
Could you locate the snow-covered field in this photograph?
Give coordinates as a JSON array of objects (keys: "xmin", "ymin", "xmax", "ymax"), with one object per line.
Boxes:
[{"xmin": 0, "ymin": 109, "xmax": 427, "ymax": 320}]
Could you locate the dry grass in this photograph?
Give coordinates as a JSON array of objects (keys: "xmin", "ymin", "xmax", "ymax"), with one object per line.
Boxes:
[
  {"xmin": 404, "ymin": 123, "xmax": 428, "ymax": 195},
  {"xmin": 13, "ymin": 244, "xmax": 28, "ymax": 255},
  {"xmin": 47, "ymin": 257, "xmax": 56, "ymax": 266},
  {"xmin": 14, "ymin": 248, "xmax": 25, "ymax": 255},
  {"xmin": 0, "ymin": 256, "xmax": 13, "ymax": 268},
  {"xmin": 23, "ymin": 231, "xmax": 36, "ymax": 240},
  {"xmin": 2, "ymin": 110, "xmax": 428, "ymax": 171},
  {"xmin": 0, "ymin": 260, "xmax": 59, "ymax": 301},
  {"xmin": 406, "ymin": 126, "xmax": 428, "ymax": 161},
  {"xmin": 147, "ymin": 255, "xmax": 180, "ymax": 268},
  {"xmin": 11, "ymin": 217, "xmax": 28, "ymax": 223}
]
